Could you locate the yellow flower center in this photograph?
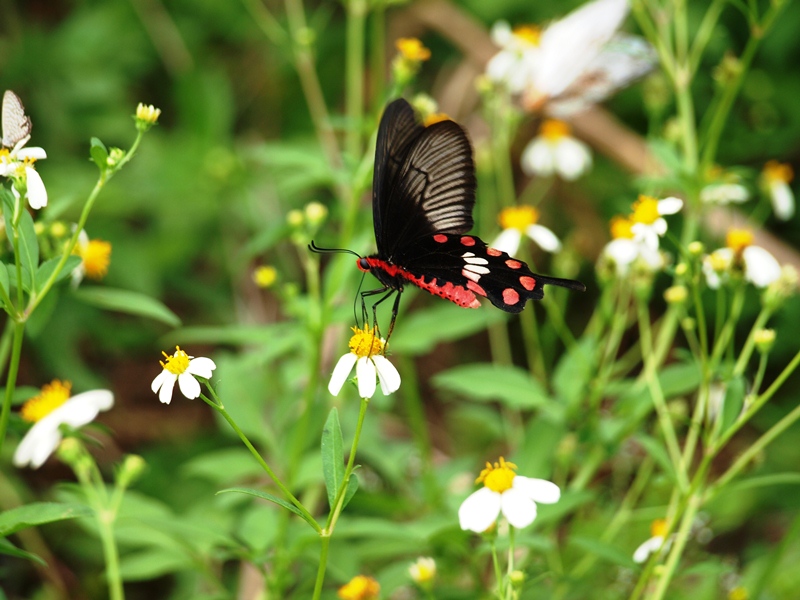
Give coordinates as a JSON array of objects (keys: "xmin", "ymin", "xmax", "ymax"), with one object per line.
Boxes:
[
  {"xmin": 650, "ymin": 518, "xmax": 668, "ymax": 538},
  {"xmin": 348, "ymin": 326, "xmax": 385, "ymax": 358},
  {"xmin": 253, "ymin": 265, "xmax": 278, "ymax": 288},
  {"xmin": 499, "ymin": 206, "xmax": 539, "ymax": 232},
  {"xmin": 631, "ymin": 195, "xmax": 661, "ymax": 225},
  {"xmin": 0, "ymin": 148, "xmax": 9, "ymax": 161},
  {"xmin": 410, "ymin": 557, "xmax": 436, "ymax": 583},
  {"xmin": 728, "ymin": 586, "xmax": 749, "ymax": 600},
  {"xmin": 540, "ymin": 119, "xmax": 571, "ymax": 141},
  {"xmin": 763, "ymin": 160, "xmax": 793, "ymax": 184},
  {"xmin": 338, "ymin": 575, "xmax": 380, "ymax": 600},
  {"xmin": 513, "ymin": 24, "xmax": 541, "ymax": 46},
  {"xmin": 395, "ymin": 38, "xmax": 431, "ymax": 62},
  {"xmin": 708, "ymin": 249, "xmax": 731, "ymax": 272},
  {"xmin": 609, "ymin": 216, "xmax": 635, "ymax": 239},
  {"xmin": 423, "ymin": 113, "xmax": 450, "ymax": 127},
  {"xmin": 476, "ymin": 457, "xmax": 517, "ymax": 493},
  {"xmin": 726, "ymin": 229, "xmax": 754, "ymax": 253},
  {"xmin": 20, "ymin": 380, "xmax": 72, "ymax": 423},
  {"xmin": 76, "ymin": 239, "xmax": 112, "ymax": 280},
  {"xmin": 160, "ymin": 346, "xmax": 191, "ymax": 375}
]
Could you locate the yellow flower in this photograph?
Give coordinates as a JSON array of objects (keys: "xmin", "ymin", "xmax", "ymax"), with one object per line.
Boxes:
[
  {"xmin": 395, "ymin": 38, "xmax": 431, "ymax": 62},
  {"xmin": 20, "ymin": 380, "xmax": 72, "ymax": 423},
  {"xmin": 512, "ymin": 24, "xmax": 541, "ymax": 46},
  {"xmin": 539, "ymin": 119, "xmax": 571, "ymax": 141},
  {"xmin": 77, "ymin": 239, "xmax": 112, "ymax": 280},
  {"xmin": 725, "ymin": 229, "xmax": 754, "ymax": 254},
  {"xmin": 609, "ymin": 216, "xmax": 635, "ymax": 239},
  {"xmin": 338, "ymin": 575, "xmax": 380, "ymax": 600},
  {"xmin": 762, "ymin": 160, "xmax": 793, "ymax": 185},
  {"xmin": 135, "ymin": 103, "xmax": 161, "ymax": 126}
]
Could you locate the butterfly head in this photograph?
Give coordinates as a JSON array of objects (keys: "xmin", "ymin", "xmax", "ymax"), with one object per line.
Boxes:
[{"xmin": 357, "ymin": 257, "xmax": 372, "ymax": 273}]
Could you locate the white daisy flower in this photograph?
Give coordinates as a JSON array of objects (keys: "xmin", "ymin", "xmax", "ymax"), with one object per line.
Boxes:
[
  {"xmin": 633, "ymin": 519, "xmax": 673, "ymax": 563},
  {"xmin": 458, "ymin": 457, "xmax": 560, "ymax": 532},
  {"xmin": 521, "ymin": 120, "xmax": 592, "ymax": 181},
  {"xmin": 408, "ymin": 556, "xmax": 436, "ymax": 586},
  {"xmin": 328, "ymin": 326, "xmax": 401, "ymax": 399},
  {"xmin": 600, "ymin": 214, "xmax": 664, "ymax": 276},
  {"xmin": 13, "ymin": 380, "xmax": 113, "ymax": 469},
  {"xmin": 151, "ymin": 346, "xmax": 217, "ymax": 404},
  {"xmin": 627, "ymin": 194, "xmax": 683, "ymax": 251},
  {"xmin": 761, "ymin": 161, "xmax": 794, "ymax": 221},
  {"xmin": 486, "ymin": 22, "xmax": 542, "ymax": 94},
  {"xmin": 491, "ymin": 205, "xmax": 562, "ymax": 256},
  {"xmin": 703, "ymin": 229, "xmax": 781, "ymax": 289},
  {"xmin": 0, "ymin": 90, "xmax": 48, "ymax": 209},
  {"xmin": 700, "ymin": 183, "xmax": 750, "ymax": 205}
]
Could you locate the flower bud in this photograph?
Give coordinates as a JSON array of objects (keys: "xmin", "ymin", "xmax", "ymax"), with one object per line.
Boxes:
[
  {"xmin": 509, "ymin": 570, "xmax": 525, "ymax": 587},
  {"xmin": 286, "ymin": 209, "xmax": 304, "ymax": 228},
  {"xmin": 304, "ymin": 201, "xmax": 328, "ymax": 228},
  {"xmin": 674, "ymin": 262, "xmax": 688, "ymax": 277},
  {"xmin": 408, "ymin": 556, "xmax": 436, "ymax": 586},
  {"xmin": 116, "ymin": 454, "xmax": 146, "ymax": 489},
  {"xmin": 664, "ymin": 285, "xmax": 688, "ymax": 305},
  {"xmin": 753, "ymin": 328, "xmax": 775, "ymax": 354},
  {"xmin": 135, "ymin": 103, "xmax": 161, "ymax": 131},
  {"xmin": 688, "ymin": 241, "xmax": 704, "ymax": 256},
  {"xmin": 253, "ymin": 265, "xmax": 278, "ymax": 289}
]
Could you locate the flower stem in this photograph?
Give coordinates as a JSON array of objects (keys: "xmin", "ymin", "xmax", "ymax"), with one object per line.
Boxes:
[
  {"xmin": 200, "ymin": 388, "xmax": 320, "ymax": 532},
  {"xmin": 0, "ymin": 320, "xmax": 25, "ymax": 455}
]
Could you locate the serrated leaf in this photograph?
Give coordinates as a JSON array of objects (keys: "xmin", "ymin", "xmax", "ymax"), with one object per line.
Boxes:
[
  {"xmin": 432, "ymin": 363, "xmax": 553, "ymax": 411},
  {"xmin": 321, "ymin": 408, "xmax": 344, "ymax": 509},
  {"xmin": 0, "ymin": 502, "xmax": 93, "ymax": 537},
  {"xmin": 90, "ymin": 137, "xmax": 109, "ymax": 172},
  {"xmin": 35, "ymin": 256, "xmax": 82, "ymax": 291},
  {"xmin": 71, "ymin": 287, "xmax": 180, "ymax": 327},
  {"xmin": 216, "ymin": 487, "xmax": 317, "ymax": 530}
]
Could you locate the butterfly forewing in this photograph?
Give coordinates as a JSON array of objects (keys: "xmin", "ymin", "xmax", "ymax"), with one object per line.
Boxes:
[
  {"xmin": 2, "ymin": 91, "xmax": 32, "ymax": 149},
  {"xmin": 373, "ymin": 100, "xmax": 475, "ymax": 258}
]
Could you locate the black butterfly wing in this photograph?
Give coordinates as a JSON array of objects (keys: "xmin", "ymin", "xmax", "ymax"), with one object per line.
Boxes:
[
  {"xmin": 373, "ymin": 99, "xmax": 476, "ymax": 259},
  {"xmin": 393, "ymin": 234, "xmax": 585, "ymax": 313}
]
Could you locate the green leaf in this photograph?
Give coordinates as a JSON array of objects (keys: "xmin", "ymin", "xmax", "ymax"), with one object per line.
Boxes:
[
  {"xmin": 342, "ymin": 472, "xmax": 359, "ymax": 510},
  {"xmin": 717, "ymin": 473, "xmax": 800, "ymax": 495},
  {"xmin": 0, "ymin": 538, "xmax": 46, "ymax": 565},
  {"xmin": 216, "ymin": 487, "xmax": 317, "ymax": 530},
  {"xmin": 553, "ymin": 337, "xmax": 597, "ymax": 407},
  {"xmin": 389, "ymin": 303, "xmax": 507, "ymax": 355},
  {"xmin": 321, "ymin": 408, "xmax": 344, "ymax": 509},
  {"xmin": 71, "ymin": 287, "xmax": 180, "ymax": 327},
  {"xmin": 89, "ymin": 137, "xmax": 109, "ymax": 172},
  {"xmin": 659, "ymin": 361, "xmax": 702, "ymax": 398},
  {"xmin": 35, "ymin": 256, "xmax": 82, "ymax": 291},
  {"xmin": 570, "ymin": 535, "xmax": 635, "ymax": 567},
  {"xmin": 0, "ymin": 263, "xmax": 9, "ymax": 304},
  {"xmin": 432, "ymin": 363, "xmax": 554, "ymax": 411},
  {"xmin": 0, "ymin": 502, "xmax": 93, "ymax": 537},
  {"xmin": 16, "ymin": 209, "xmax": 39, "ymax": 287}
]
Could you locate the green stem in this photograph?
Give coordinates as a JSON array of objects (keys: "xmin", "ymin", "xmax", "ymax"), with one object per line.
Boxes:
[
  {"xmin": 505, "ymin": 526, "xmax": 516, "ymax": 599},
  {"xmin": 491, "ymin": 540, "xmax": 503, "ymax": 600},
  {"xmin": 520, "ymin": 304, "xmax": 546, "ymax": 379},
  {"xmin": 732, "ymin": 307, "xmax": 772, "ymax": 377},
  {"xmin": 345, "ymin": 0, "xmax": 366, "ymax": 161},
  {"xmin": 708, "ymin": 284, "xmax": 746, "ymax": 369},
  {"xmin": 97, "ymin": 509, "xmax": 125, "ymax": 600},
  {"xmin": 0, "ymin": 321, "xmax": 25, "ymax": 454},
  {"xmin": 200, "ymin": 388, "xmax": 320, "ymax": 532}
]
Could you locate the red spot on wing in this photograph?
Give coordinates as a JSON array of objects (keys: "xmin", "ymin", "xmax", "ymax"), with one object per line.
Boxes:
[
  {"xmin": 503, "ymin": 288, "xmax": 520, "ymax": 305},
  {"xmin": 487, "ymin": 247, "xmax": 502, "ymax": 257},
  {"xmin": 467, "ymin": 280, "xmax": 487, "ymax": 297},
  {"xmin": 433, "ymin": 234, "xmax": 448, "ymax": 243},
  {"xmin": 461, "ymin": 236, "xmax": 476, "ymax": 247},
  {"xmin": 519, "ymin": 276, "xmax": 536, "ymax": 291},
  {"xmin": 506, "ymin": 259, "xmax": 522, "ymax": 269}
]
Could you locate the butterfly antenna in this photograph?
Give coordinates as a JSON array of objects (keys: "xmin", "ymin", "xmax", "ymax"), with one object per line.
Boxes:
[
  {"xmin": 539, "ymin": 275, "xmax": 587, "ymax": 292},
  {"xmin": 308, "ymin": 240, "xmax": 361, "ymax": 257}
]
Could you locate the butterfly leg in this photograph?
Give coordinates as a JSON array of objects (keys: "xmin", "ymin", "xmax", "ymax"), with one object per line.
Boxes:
[{"xmin": 360, "ymin": 286, "xmax": 399, "ymax": 341}]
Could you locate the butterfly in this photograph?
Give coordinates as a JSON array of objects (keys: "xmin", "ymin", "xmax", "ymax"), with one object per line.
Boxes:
[
  {"xmin": 313, "ymin": 98, "xmax": 585, "ymax": 340},
  {"xmin": 2, "ymin": 90, "xmax": 32, "ymax": 150}
]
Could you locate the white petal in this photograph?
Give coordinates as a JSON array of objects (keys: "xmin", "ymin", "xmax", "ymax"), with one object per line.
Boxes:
[
  {"xmin": 521, "ymin": 138, "xmax": 555, "ymax": 177},
  {"xmin": 633, "ymin": 535, "xmax": 665, "ymax": 563},
  {"xmin": 631, "ymin": 224, "xmax": 660, "ymax": 251},
  {"xmin": 604, "ymin": 238, "xmax": 638, "ymax": 266},
  {"xmin": 770, "ymin": 181, "xmax": 795, "ymax": 221},
  {"xmin": 513, "ymin": 476, "xmax": 561, "ymax": 504},
  {"xmin": 553, "ymin": 137, "xmax": 592, "ymax": 180},
  {"xmin": 17, "ymin": 147, "xmax": 47, "ymax": 161},
  {"xmin": 651, "ymin": 218, "xmax": 668, "ymax": 236},
  {"xmin": 703, "ymin": 265, "xmax": 722, "ymax": 289},
  {"xmin": 55, "ymin": 390, "xmax": 114, "ymax": 427},
  {"xmin": 24, "ymin": 167, "xmax": 47, "ymax": 209},
  {"xmin": 743, "ymin": 245, "xmax": 782, "ymax": 287},
  {"xmin": 158, "ymin": 374, "xmax": 177, "ymax": 404},
  {"xmin": 491, "ymin": 229, "xmax": 522, "ymax": 255},
  {"xmin": 639, "ymin": 245, "xmax": 665, "ymax": 271},
  {"xmin": 700, "ymin": 183, "xmax": 749, "ymax": 204},
  {"xmin": 490, "ymin": 21, "xmax": 512, "ymax": 47},
  {"xmin": 177, "ymin": 372, "xmax": 201, "ymax": 399},
  {"xmin": 526, "ymin": 224, "xmax": 562, "ymax": 253},
  {"xmin": 535, "ymin": 0, "xmax": 629, "ymax": 98},
  {"xmin": 355, "ymin": 356, "xmax": 377, "ymax": 399},
  {"xmin": 328, "ymin": 353, "xmax": 357, "ymax": 396},
  {"xmin": 13, "ymin": 420, "xmax": 60, "ymax": 468},
  {"xmin": 657, "ymin": 197, "xmax": 683, "ymax": 215},
  {"xmin": 151, "ymin": 369, "xmax": 170, "ymax": 393},
  {"xmin": 187, "ymin": 356, "xmax": 216, "ymax": 379},
  {"xmin": 372, "ymin": 355, "xmax": 401, "ymax": 395},
  {"xmin": 458, "ymin": 487, "xmax": 502, "ymax": 533},
  {"xmin": 500, "ymin": 487, "xmax": 538, "ymax": 528}
]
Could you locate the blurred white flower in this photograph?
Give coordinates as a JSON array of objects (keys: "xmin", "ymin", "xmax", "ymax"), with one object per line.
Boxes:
[
  {"xmin": 408, "ymin": 556, "xmax": 436, "ymax": 586},
  {"xmin": 703, "ymin": 229, "xmax": 781, "ymax": 289},
  {"xmin": 328, "ymin": 326, "xmax": 401, "ymax": 399},
  {"xmin": 152, "ymin": 346, "xmax": 217, "ymax": 404},
  {"xmin": 700, "ymin": 183, "xmax": 749, "ymax": 205},
  {"xmin": 491, "ymin": 205, "xmax": 562, "ymax": 256},
  {"xmin": 600, "ymin": 215, "xmax": 664, "ymax": 275},
  {"xmin": 633, "ymin": 519, "xmax": 673, "ymax": 563},
  {"xmin": 761, "ymin": 161, "xmax": 794, "ymax": 221},
  {"xmin": 458, "ymin": 457, "xmax": 560, "ymax": 532},
  {"xmin": 521, "ymin": 120, "xmax": 592, "ymax": 180},
  {"xmin": 13, "ymin": 380, "xmax": 113, "ymax": 469},
  {"xmin": 486, "ymin": 22, "xmax": 541, "ymax": 93},
  {"xmin": 628, "ymin": 195, "xmax": 683, "ymax": 251}
]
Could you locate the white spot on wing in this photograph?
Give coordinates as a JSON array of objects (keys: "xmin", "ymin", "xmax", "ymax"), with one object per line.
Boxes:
[
  {"xmin": 464, "ymin": 256, "xmax": 489, "ymax": 265},
  {"xmin": 464, "ymin": 264, "xmax": 490, "ymax": 275}
]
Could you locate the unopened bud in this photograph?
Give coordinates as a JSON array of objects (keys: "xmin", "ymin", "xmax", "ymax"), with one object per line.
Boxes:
[
  {"xmin": 753, "ymin": 328, "xmax": 775, "ymax": 354},
  {"xmin": 664, "ymin": 285, "xmax": 688, "ymax": 305}
]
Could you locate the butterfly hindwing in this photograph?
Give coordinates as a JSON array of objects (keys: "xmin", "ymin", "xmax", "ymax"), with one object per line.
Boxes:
[
  {"xmin": 373, "ymin": 99, "xmax": 476, "ymax": 258},
  {"xmin": 2, "ymin": 90, "xmax": 32, "ymax": 149}
]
